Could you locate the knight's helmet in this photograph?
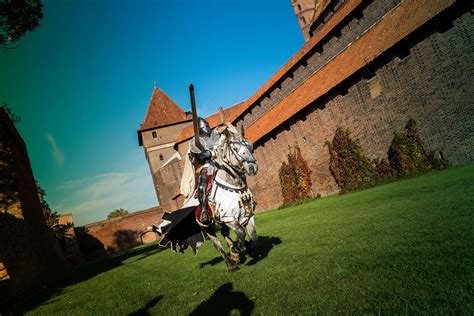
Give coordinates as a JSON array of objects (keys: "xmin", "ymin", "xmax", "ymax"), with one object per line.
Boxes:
[{"xmin": 198, "ymin": 117, "xmax": 211, "ymax": 137}]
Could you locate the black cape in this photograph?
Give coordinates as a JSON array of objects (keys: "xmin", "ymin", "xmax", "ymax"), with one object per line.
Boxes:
[{"xmin": 158, "ymin": 205, "xmax": 205, "ymax": 254}]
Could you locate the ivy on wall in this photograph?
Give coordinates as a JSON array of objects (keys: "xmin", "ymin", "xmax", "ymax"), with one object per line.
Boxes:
[
  {"xmin": 278, "ymin": 146, "xmax": 312, "ymax": 204},
  {"xmin": 388, "ymin": 119, "xmax": 448, "ymax": 176},
  {"xmin": 325, "ymin": 127, "xmax": 376, "ymax": 193},
  {"xmin": 277, "ymin": 119, "xmax": 448, "ymax": 205},
  {"xmin": 372, "ymin": 157, "xmax": 397, "ymax": 180},
  {"xmin": 325, "ymin": 119, "xmax": 448, "ymax": 194}
]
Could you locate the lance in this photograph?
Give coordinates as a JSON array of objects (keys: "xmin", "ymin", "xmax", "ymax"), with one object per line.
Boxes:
[{"xmin": 189, "ymin": 84, "xmax": 204, "ymax": 150}]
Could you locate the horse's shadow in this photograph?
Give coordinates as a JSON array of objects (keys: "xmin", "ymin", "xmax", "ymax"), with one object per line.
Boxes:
[
  {"xmin": 244, "ymin": 236, "xmax": 282, "ymax": 266},
  {"xmin": 199, "ymin": 256, "xmax": 223, "ymax": 268},
  {"xmin": 199, "ymin": 235, "xmax": 281, "ymax": 268}
]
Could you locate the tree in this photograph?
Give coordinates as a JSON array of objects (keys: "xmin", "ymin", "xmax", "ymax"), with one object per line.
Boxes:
[
  {"xmin": 1, "ymin": 102, "xmax": 20, "ymax": 124},
  {"xmin": 37, "ymin": 182, "xmax": 71, "ymax": 244},
  {"xmin": 0, "ymin": 103, "xmax": 20, "ymax": 217},
  {"xmin": 0, "ymin": 0, "xmax": 44, "ymax": 48},
  {"xmin": 107, "ymin": 208, "xmax": 129, "ymax": 219}
]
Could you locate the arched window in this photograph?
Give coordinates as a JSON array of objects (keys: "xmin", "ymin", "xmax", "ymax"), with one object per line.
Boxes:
[
  {"xmin": 152, "ymin": 131, "xmax": 157, "ymax": 138},
  {"xmin": 159, "ymin": 154, "xmax": 164, "ymax": 161}
]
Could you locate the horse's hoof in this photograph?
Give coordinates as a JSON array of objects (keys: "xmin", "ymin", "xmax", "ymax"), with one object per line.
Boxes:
[
  {"xmin": 230, "ymin": 251, "xmax": 240, "ymax": 263},
  {"xmin": 228, "ymin": 265, "xmax": 240, "ymax": 272}
]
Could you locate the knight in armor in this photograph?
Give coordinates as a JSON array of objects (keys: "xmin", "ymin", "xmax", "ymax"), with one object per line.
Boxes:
[{"xmin": 188, "ymin": 117, "xmax": 220, "ymax": 226}]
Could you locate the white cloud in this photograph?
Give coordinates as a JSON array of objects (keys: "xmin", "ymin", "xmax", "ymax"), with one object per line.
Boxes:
[
  {"xmin": 45, "ymin": 132, "xmax": 65, "ymax": 167},
  {"xmin": 52, "ymin": 165, "xmax": 158, "ymax": 226}
]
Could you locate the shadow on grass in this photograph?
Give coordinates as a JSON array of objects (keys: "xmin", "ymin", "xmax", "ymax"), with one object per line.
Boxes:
[
  {"xmin": 128, "ymin": 295, "xmax": 163, "ymax": 316},
  {"xmin": 13, "ymin": 243, "xmax": 164, "ymax": 314},
  {"xmin": 245, "ymin": 236, "xmax": 282, "ymax": 266},
  {"xmin": 199, "ymin": 256, "xmax": 224, "ymax": 268},
  {"xmin": 199, "ymin": 236, "xmax": 282, "ymax": 268},
  {"xmin": 190, "ymin": 283, "xmax": 254, "ymax": 316},
  {"xmin": 69, "ymin": 243, "xmax": 165, "ymax": 284}
]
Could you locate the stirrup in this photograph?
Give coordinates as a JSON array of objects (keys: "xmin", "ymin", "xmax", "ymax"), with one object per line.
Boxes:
[
  {"xmin": 200, "ymin": 210, "xmax": 210, "ymax": 222},
  {"xmin": 197, "ymin": 211, "xmax": 212, "ymax": 227}
]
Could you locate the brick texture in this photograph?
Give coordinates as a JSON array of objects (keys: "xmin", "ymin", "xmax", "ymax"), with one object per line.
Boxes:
[
  {"xmin": 140, "ymin": 0, "xmax": 473, "ymax": 218},
  {"xmin": 249, "ymin": 5, "xmax": 473, "ymax": 210},
  {"xmin": 0, "ymin": 109, "xmax": 67, "ymax": 305},
  {"xmin": 76, "ymin": 207, "xmax": 164, "ymax": 255}
]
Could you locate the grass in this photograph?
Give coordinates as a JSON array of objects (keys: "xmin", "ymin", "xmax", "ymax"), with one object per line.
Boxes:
[{"xmin": 18, "ymin": 165, "xmax": 474, "ymax": 314}]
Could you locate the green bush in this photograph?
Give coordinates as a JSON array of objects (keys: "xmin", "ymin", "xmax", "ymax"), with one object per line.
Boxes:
[
  {"xmin": 278, "ymin": 146, "xmax": 312, "ymax": 204},
  {"xmin": 326, "ymin": 127, "xmax": 376, "ymax": 193},
  {"xmin": 372, "ymin": 157, "xmax": 397, "ymax": 180},
  {"xmin": 388, "ymin": 119, "xmax": 448, "ymax": 176}
]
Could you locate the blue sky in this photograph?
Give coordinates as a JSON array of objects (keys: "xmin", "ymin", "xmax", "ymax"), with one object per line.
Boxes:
[{"xmin": 0, "ymin": 0, "xmax": 303, "ymax": 225}]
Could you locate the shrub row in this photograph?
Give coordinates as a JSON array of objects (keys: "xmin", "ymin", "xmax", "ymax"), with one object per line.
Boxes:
[
  {"xmin": 278, "ymin": 119, "xmax": 448, "ymax": 202},
  {"xmin": 278, "ymin": 146, "xmax": 312, "ymax": 204},
  {"xmin": 326, "ymin": 119, "xmax": 448, "ymax": 193}
]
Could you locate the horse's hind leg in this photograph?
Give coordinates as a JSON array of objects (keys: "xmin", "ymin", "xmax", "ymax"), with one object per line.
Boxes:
[
  {"xmin": 245, "ymin": 216, "xmax": 258, "ymax": 252},
  {"xmin": 204, "ymin": 227, "xmax": 239, "ymax": 272}
]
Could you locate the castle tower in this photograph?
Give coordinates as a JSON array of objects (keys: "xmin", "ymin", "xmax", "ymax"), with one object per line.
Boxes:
[
  {"xmin": 292, "ymin": 0, "xmax": 335, "ymax": 41},
  {"xmin": 292, "ymin": 0, "xmax": 317, "ymax": 40},
  {"xmin": 137, "ymin": 86, "xmax": 192, "ymax": 211}
]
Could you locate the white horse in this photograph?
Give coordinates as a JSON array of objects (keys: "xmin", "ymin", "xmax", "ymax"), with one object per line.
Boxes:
[
  {"xmin": 205, "ymin": 123, "xmax": 258, "ymax": 271},
  {"xmin": 155, "ymin": 123, "xmax": 258, "ymax": 272}
]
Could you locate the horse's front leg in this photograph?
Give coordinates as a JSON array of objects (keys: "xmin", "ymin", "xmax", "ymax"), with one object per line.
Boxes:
[
  {"xmin": 245, "ymin": 216, "xmax": 258, "ymax": 252},
  {"xmin": 220, "ymin": 225, "xmax": 235, "ymax": 251},
  {"xmin": 225, "ymin": 220, "xmax": 247, "ymax": 253},
  {"xmin": 204, "ymin": 226, "xmax": 239, "ymax": 272}
]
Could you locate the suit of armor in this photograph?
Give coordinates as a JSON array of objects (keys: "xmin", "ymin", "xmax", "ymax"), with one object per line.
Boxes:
[{"xmin": 188, "ymin": 118, "xmax": 219, "ymax": 225}]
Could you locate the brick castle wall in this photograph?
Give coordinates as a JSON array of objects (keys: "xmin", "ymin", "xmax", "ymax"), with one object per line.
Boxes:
[
  {"xmin": 247, "ymin": 3, "xmax": 473, "ymax": 210},
  {"xmin": 76, "ymin": 206, "xmax": 164, "ymax": 255},
  {"xmin": 58, "ymin": 214, "xmax": 83, "ymax": 264},
  {"xmin": 237, "ymin": 0, "xmax": 402, "ymax": 130},
  {"xmin": 146, "ymin": 0, "xmax": 473, "ymax": 215},
  {"xmin": 142, "ymin": 121, "xmax": 191, "ymax": 211},
  {"xmin": 0, "ymin": 213, "xmax": 44, "ymax": 304},
  {"xmin": 0, "ymin": 109, "xmax": 67, "ymax": 306}
]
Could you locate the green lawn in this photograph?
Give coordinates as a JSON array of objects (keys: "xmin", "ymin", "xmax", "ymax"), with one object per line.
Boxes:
[{"xmin": 22, "ymin": 165, "xmax": 474, "ymax": 314}]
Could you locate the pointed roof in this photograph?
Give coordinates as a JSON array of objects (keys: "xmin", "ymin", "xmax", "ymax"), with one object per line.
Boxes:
[{"xmin": 138, "ymin": 86, "xmax": 191, "ymax": 131}]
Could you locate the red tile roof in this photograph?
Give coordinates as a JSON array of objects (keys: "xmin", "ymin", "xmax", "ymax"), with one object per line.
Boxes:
[
  {"xmin": 175, "ymin": 101, "xmax": 245, "ymax": 144},
  {"xmin": 138, "ymin": 87, "xmax": 191, "ymax": 131},
  {"xmin": 243, "ymin": 0, "xmax": 454, "ymax": 144}
]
